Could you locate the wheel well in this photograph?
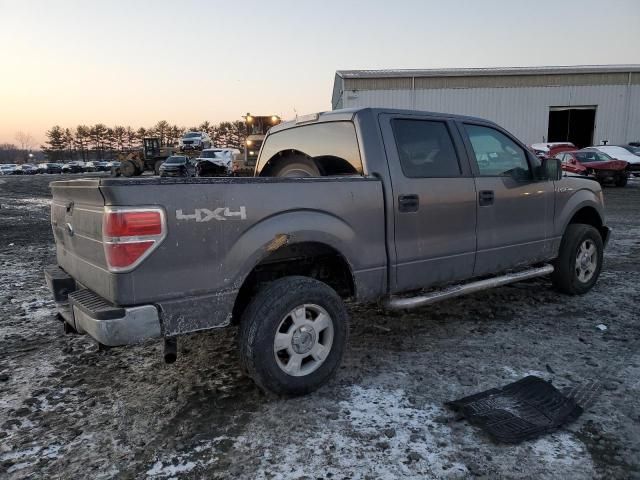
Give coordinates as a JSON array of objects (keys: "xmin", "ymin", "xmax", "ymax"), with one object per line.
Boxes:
[
  {"xmin": 568, "ymin": 206, "xmax": 606, "ymax": 239},
  {"xmin": 259, "ymin": 150, "xmax": 359, "ymax": 177},
  {"xmin": 231, "ymin": 242, "xmax": 355, "ymax": 324}
]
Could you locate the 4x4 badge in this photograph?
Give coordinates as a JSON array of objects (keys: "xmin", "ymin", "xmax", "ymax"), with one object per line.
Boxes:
[{"xmin": 176, "ymin": 207, "xmax": 247, "ymax": 222}]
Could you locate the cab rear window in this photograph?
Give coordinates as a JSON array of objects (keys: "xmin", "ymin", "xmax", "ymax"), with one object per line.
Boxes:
[{"xmin": 257, "ymin": 121, "xmax": 363, "ymax": 175}]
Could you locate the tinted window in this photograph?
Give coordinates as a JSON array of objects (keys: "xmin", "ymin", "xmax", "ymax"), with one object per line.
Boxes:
[
  {"xmin": 575, "ymin": 151, "xmax": 611, "ymax": 163},
  {"xmin": 464, "ymin": 124, "xmax": 530, "ymax": 176},
  {"xmin": 258, "ymin": 121, "xmax": 362, "ymax": 175},
  {"xmin": 391, "ymin": 119, "xmax": 461, "ymax": 177},
  {"xmin": 165, "ymin": 156, "xmax": 187, "ymax": 164}
]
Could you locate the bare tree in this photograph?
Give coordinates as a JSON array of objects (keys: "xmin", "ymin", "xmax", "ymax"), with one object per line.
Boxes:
[{"xmin": 14, "ymin": 131, "xmax": 35, "ymax": 161}]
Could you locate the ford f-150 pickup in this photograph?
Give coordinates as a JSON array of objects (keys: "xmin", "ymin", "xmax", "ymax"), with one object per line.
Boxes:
[{"xmin": 45, "ymin": 108, "xmax": 610, "ymax": 396}]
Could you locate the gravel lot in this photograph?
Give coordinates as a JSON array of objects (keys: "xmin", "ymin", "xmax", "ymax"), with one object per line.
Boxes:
[{"xmin": 1, "ymin": 174, "xmax": 639, "ymax": 479}]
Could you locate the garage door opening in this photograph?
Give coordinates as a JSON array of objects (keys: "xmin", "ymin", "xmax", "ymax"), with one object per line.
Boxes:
[{"xmin": 547, "ymin": 106, "xmax": 596, "ymax": 148}]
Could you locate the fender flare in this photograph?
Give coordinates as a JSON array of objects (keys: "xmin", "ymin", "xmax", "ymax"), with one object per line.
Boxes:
[{"xmin": 222, "ymin": 209, "xmax": 359, "ymax": 291}]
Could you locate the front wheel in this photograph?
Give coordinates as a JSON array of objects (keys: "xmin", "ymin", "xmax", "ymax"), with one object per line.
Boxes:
[
  {"xmin": 552, "ymin": 224, "xmax": 604, "ymax": 295},
  {"xmin": 239, "ymin": 276, "xmax": 349, "ymax": 396},
  {"xmin": 615, "ymin": 174, "xmax": 628, "ymax": 187},
  {"xmin": 120, "ymin": 160, "xmax": 139, "ymax": 177}
]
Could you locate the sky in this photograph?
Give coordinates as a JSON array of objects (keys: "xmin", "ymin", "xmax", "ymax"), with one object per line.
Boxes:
[{"xmin": 1, "ymin": 0, "xmax": 639, "ymax": 145}]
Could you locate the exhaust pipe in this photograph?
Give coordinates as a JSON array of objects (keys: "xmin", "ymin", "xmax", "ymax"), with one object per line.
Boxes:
[{"xmin": 164, "ymin": 337, "xmax": 177, "ymax": 364}]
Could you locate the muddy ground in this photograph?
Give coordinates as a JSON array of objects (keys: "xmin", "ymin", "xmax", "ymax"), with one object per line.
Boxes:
[{"xmin": 0, "ymin": 174, "xmax": 639, "ymax": 479}]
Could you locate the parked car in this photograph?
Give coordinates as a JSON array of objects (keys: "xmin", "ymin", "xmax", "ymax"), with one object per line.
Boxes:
[
  {"xmin": 529, "ymin": 142, "xmax": 576, "ymax": 158},
  {"xmin": 195, "ymin": 148, "xmax": 240, "ymax": 176},
  {"xmin": 0, "ymin": 164, "xmax": 19, "ymax": 175},
  {"xmin": 17, "ymin": 164, "xmax": 38, "ymax": 175},
  {"xmin": 62, "ymin": 162, "xmax": 85, "ymax": 173},
  {"xmin": 621, "ymin": 144, "xmax": 640, "ymax": 155},
  {"xmin": 179, "ymin": 131, "xmax": 212, "ymax": 151},
  {"xmin": 84, "ymin": 161, "xmax": 98, "ymax": 172},
  {"xmin": 45, "ymin": 107, "xmax": 610, "ymax": 397},
  {"xmin": 37, "ymin": 163, "xmax": 63, "ymax": 174},
  {"xmin": 158, "ymin": 155, "xmax": 196, "ymax": 177},
  {"xmin": 96, "ymin": 161, "xmax": 111, "ymax": 172},
  {"xmin": 591, "ymin": 145, "xmax": 640, "ymax": 176},
  {"xmin": 555, "ymin": 149, "xmax": 629, "ymax": 187}
]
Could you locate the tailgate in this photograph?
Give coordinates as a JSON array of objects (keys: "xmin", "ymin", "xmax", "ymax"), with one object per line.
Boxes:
[{"xmin": 50, "ymin": 179, "xmax": 110, "ymax": 290}]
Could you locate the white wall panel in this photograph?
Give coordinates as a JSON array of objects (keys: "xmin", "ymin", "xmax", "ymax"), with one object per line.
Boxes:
[{"xmin": 341, "ymin": 85, "xmax": 640, "ymax": 145}]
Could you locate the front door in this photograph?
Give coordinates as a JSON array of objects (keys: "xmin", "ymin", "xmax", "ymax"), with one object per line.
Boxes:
[
  {"xmin": 558, "ymin": 152, "xmax": 580, "ymax": 174},
  {"xmin": 380, "ymin": 115, "xmax": 477, "ymax": 293},
  {"xmin": 459, "ymin": 122, "xmax": 555, "ymax": 276}
]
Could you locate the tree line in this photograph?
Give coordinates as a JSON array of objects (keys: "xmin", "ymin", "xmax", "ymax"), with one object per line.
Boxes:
[
  {"xmin": 41, "ymin": 120, "xmax": 247, "ymax": 162},
  {"xmin": 0, "ymin": 132, "xmax": 40, "ymax": 163}
]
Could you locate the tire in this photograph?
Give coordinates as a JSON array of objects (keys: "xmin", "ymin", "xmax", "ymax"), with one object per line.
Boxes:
[
  {"xmin": 615, "ymin": 174, "xmax": 628, "ymax": 187},
  {"xmin": 238, "ymin": 276, "xmax": 349, "ymax": 396},
  {"xmin": 552, "ymin": 224, "xmax": 604, "ymax": 295},
  {"xmin": 154, "ymin": 160, "xmax": 164, "ymax": 176},
  {"xmin": 271, "ymin": 155, "xmax": 320, "ymax": 177},
  {"xmin": 120, "ymin": 160, "xmax": 138, "ymax": 177}
]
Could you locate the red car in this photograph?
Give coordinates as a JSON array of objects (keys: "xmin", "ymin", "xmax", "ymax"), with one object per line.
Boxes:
[
  {"xmin": 555, "ymin": 149, "xmax": 629, "ymax": 187},
  {"xmin": 529, "ymin": 142, "xmax": 576, "ymax": 158}
]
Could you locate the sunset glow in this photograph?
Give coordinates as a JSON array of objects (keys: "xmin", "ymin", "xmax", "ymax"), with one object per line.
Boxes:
[{"xmin": 1, "ymin": 0, "xmax": 639, "ymax": 145}]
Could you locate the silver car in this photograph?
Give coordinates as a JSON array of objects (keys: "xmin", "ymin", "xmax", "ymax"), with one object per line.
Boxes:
[{"xmin": 179, "ymin": 131, "xmax": 212, "ymax": 151}]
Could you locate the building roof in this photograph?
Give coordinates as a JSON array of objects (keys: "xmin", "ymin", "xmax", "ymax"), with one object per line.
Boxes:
[{"xmin": 336, "ymin": 64, "xmax": 640, "ymax": 79}]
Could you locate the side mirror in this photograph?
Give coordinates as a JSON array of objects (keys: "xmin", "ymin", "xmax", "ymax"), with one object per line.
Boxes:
[{"xmin": 540, "ymin": 157, "xmax": 562, "ymax": 181}]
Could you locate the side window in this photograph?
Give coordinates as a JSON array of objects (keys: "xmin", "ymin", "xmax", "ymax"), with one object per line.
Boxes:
[
  {"xmin": 464, "ymin": 124, "xmax": 530, "ymax": 177},
  {"xmin": 391, "ymin": 119, "xmax": 461, "ymax": 177}
]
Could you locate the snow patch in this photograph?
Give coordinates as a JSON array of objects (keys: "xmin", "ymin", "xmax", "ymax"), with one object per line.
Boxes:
[
  {"xmin": 238, "ymin": 385, "xmax": 468, "ymax": 479},
  {"xmin": 146, "ymin": 437, "xmax": 229, "ymax": 478}
]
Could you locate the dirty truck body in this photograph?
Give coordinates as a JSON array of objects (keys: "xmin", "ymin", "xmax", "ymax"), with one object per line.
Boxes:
[{"xmin": 46, "ymin": 108, "xmax": 609, "ymax": 395}]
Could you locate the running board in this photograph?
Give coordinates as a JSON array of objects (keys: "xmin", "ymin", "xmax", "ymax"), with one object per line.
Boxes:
[{"xmin": 384, "ymin": 264, "xmax": 554, "ymax": 310}]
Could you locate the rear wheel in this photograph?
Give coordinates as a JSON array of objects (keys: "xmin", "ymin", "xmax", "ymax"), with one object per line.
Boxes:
[
  {"xmin": 552, "ymin": 224, "xmax": 603, "ymax": 295},
  {"xmin": 239, "ymin": 276, "xmax": 349, "ymax": 396},
  {"xmin": 271, "ymin": 155, "xmax": 320, "ymax": 177},
  {"xmin": 615, "ymin": 174, "xmax": 628, "ymax": 187},
  {"xmin": 154, "ymin": 160, "xmax": 164, "ymax": 176}
]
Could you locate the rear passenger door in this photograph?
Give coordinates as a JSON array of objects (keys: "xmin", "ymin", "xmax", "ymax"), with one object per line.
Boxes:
[
  {"xmin": 459, "ymin": 122, "xmax": 555, "ymax": 276},
  {"xmin": 380, "ymin": 114, "xmax": 477, "ymax": 293}
]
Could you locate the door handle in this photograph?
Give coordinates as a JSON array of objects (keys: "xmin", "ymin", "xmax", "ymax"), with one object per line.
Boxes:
[
  {"xmin": 398, "ymin": 194, "xmax": 419, "ymax": 212},
  {"xmin": 478, "ymin": 190, "xmax": 494, "ymax": 206}
]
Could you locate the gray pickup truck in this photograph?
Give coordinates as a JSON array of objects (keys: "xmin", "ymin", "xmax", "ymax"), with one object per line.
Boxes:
[{"xmin": 45, "ymin": 108, "xmax": 610, "ymax": 396}]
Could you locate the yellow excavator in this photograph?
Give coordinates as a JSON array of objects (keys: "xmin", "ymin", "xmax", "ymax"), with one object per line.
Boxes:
[{"xmin": 115, "ymin": 138, "xmax": 177, "ymax": 177}]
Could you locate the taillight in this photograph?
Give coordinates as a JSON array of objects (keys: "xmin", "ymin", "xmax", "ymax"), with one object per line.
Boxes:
[{"xmin": 103, "ymin": 207, "xmax": 166, "ymax": 272}]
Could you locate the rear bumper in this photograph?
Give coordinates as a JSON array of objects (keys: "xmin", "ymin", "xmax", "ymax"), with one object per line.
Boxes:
[
  {"xmin": 44, "ymin": 265, "xmax": 162, "ymax": 346},
  {"xmin": 72, "ymin": 303, "xmax": 161, "ymax": 346}
]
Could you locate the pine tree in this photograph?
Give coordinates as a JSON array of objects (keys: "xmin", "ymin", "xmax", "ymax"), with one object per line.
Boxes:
[
  {"xmin": 125, "ymin": 127, "xmax": 137, "ymax": 150},
  {"xmin": 42, "ymin": 126, "xmax": 67, "ymax": 162},
  {"xmin": 113, "ymin": 126, "xmax": 126, "ymax": 151},
  {"xmin": 153, "ymin": 120, "xmax": 170, "ymax": 146},
  {"xmin": 136, "ymin": 127, "xmax": 147, "ymax": 146},
  {"xmin": 63, "ymin": 128, "xmax": 75, "ymax": 160},
  {"xmin": 90, "ymin": 124, "xmax": 108, "ymax": 160},
  {"xmin": 75, "ymin": 125, "xmax": 90, "ymax": 161}
]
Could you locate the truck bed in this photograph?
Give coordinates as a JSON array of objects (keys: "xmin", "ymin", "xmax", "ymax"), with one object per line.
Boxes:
[{"xmin": 50, "ymin": 175, "xmax": 387, "ymax": 335}]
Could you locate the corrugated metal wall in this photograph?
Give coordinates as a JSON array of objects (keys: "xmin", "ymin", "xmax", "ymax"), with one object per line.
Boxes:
[{"xmin": 339, "ymin": 84, "xmax": 640, "ymax": 145}]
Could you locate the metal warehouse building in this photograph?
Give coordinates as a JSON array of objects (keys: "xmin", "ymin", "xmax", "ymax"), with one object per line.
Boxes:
[{"xmin": 332, "ymin": 65, "xmax": 640, "ymax": 148}]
